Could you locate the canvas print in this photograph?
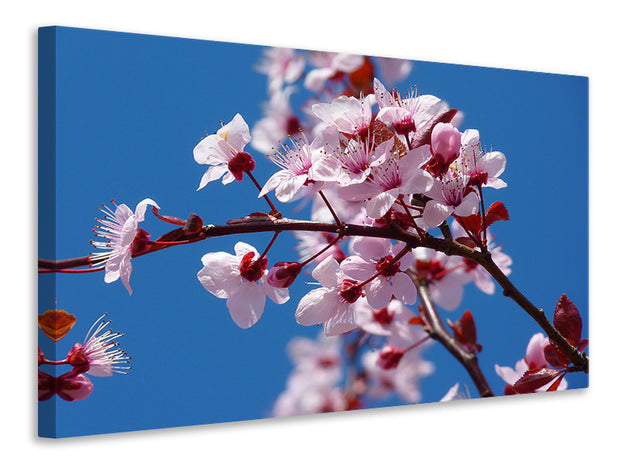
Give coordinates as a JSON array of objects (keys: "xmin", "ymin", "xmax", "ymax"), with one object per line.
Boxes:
[{"xmin": 38, "ymin": 26, "xmax": 589, "ymax": 438}]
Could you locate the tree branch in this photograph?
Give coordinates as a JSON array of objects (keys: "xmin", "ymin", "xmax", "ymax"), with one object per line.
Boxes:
[{"xmin": 413, "ymin": 277, "xmax": 494, "ymax": 398}]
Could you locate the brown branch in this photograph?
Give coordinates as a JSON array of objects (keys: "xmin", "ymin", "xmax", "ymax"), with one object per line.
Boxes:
[
  {"xmin": 39, "ymin": 216, "xmax": 589, "ymax": 374},
  {"xmin": 413, "ymin": 277, "xmax": 494, "ymax": 398}
]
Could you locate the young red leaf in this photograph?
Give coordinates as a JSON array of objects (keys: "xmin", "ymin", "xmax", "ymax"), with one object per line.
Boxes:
[
  {"xmin": 454, "ymin": 236, "xmax": 479, "ymax": 248},
  {"xmin": 544, "ymin": 343, "xmax": 569, "ymax": 369},
  {"xmin": 553, "ymin": 294, "xmax": 583, "ymax": 346},
  {"xmin": 512, "ymin": 367, "xmax": 562, "ymax": 394},
  {"xmin": 447, "ymin": 310, "xmax": 482, "ymax": 353},
  {"xmin": 545, "ymin": 372, "xmax": 567, "ymax": 392},
  {"xmin": 484, "ymin": 202, "xmax": 510, "ymax": 228},
  {"xmin": 152, "ymin": 206, "xmax": 186, "ymax": 226}
]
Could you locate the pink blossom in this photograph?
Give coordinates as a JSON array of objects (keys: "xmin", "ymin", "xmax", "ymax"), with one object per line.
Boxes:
[
  {"xmin": 304, "ymin": 52, "xmax": 364, "ymax": 92},
  {"xmin": 422, "ymin": 171, "xmax": 479, "ymax": 228},
  {"xmin": 374, "ymin": 58, "xmax": 413, "ymax": 86},
  {"xmin": 451, "ymin": 220, "xmax": 513, "ymax": 295},
  {"xmin": 374, "ymin": 78, "xmax": 446, "ymax": 136},
  {"xmin": 67, "ymin": 313, "xmax": 131, "ymax": 377},
  {"xmin": 193, "ymin": 113, "xmax": 254, "ymax": 190},
  {"xmin": 259, "ymin": 130, "xmax": 340, "ymax": 203},
  {"xmin": 353, "ymin": 297, "xmax": 415, "ymax": 337},
  {"xmin": 362, "ymin": 344, "xmax": 434, "ymax": 403},
  {"xmin": 312, "ymin": 94, "xmax": 375, "ymax": 137},
  {"xmin": 197, "ymin": 242, "xmax": 290, "ymax": 329},
  {"xmin": 339, "ymin": 144, "xmax": 434, "ymax": 219},
  {"xmin": 293, "ymin": 230, "xmax": 347, "ymax": 265},
  {"xmin": 341, "ymin": 236, "xmax": 416, "ymax": 309},
  {"xmin": 295, "ymin": 255, "xmax": 362, "ymax": 336},
  {"xmin": 251, "ymin": 87, "xmax": 305, "ymax": 155},
  {"xmin": 495, "ymin": 333, "xmax": 568, "ymax": 393},
  {"xmin": 91, "ymin": 198, "xmax": 160, "ymax": 295},
  {"xmin": 255, "ymin": 47, "xmax": 305, "ymax": 95},
  {"xmin": 411, "ymin": 248, "xmax": 470, "ymax": 311},
  {"xmin": 456, "ymin": 129, "xmax": 507, "ymax": 189}
]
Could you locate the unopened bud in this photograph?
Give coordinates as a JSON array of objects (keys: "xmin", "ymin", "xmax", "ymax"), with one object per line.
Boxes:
[
  {"xmin": 267, "ymin": 261, "xmax": 302, "ymax": 288},
  {"xmin": 56, "ymin": 371, "xmax": 94, "ymax": 401}
]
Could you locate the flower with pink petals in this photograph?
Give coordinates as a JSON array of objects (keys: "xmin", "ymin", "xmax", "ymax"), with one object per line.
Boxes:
[
  {"xmin": 373, "ymin": 78, "xmax": 446, "ymax": 136},
  {"xmin": 341, "ymin": 236, "xmax": 416, "ymax": 309},
  {"xmin": 295, "ymin": 255, "xmax": 363, "ymax": 336},
  {"xmin": 255, "ymin": 47, "xmax": 305, "ymax": 95},
  {"xmin": 451, "ymin": 220, "xmax": 512, "ymax": 295},
  {"xmin": 353, "ymin": 297, "xmax": 415, "ymax": 337},
  {"xmin": 339, "ymin": 144, "xmax": 434, "ymax": 219},
  {"xmin": 312, "ymin": 94, "xmax": 375, "ymax": 137},
  {"xmin": 193, "ymin": 113, "xmax": 254, "ymax": 190},
  {"xmin": 422, "ymin": 171, "xmax": 479, "ymax": 229},
  {"xmin": 197, "ymin": 242, "xmax": 290, "ymax": 329},
  {"xmin": 495, "ymin": 333, "xmax": 568, "ymax": 394},
  {"xmin": 91, "ymin": 198, "xmax": 160, "ymax": 295},
  {"xmin": 67, "ymin": 313, "xmax": 131, "ymax": 377},
  {"xmin": 259, "ymin": 130, "xmax": 340, "ymax": 203},
  {"xmin": 456, "ymin": 129, "xmax": 507, "ymax": 189},
  {"xmin": 410, "ymin": 247, "xmax": 470, "ymax": 311},
  {"xmin": 304, "ymin": 52, "xmax": 365, "ymax": 92},
  {"xmin": 251, "ymin": 87, "xmax": 306, "ymax": 155}
]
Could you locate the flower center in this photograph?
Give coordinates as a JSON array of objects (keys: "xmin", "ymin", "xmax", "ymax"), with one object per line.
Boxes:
[
  {"xmin": 239, "ymin": 252, "xmax": 267, "ymax": 282},
  {"xmin": 416, "ymin": 259, "xmax": 447, "ymax": 282},
  {"xmin": 372, "ymin": 306, "xmax": 394, "ymax": 325},
  {"xmin": 228, "ymin": 152, "xmax": 256, "ymax": 181},
  {"xmin": 375, "ymin": 255, "xmax": 399, "ymax": 277},
  {"xmin": 339, "ymin": 279, "xmax": 362, "ymax": 303}
]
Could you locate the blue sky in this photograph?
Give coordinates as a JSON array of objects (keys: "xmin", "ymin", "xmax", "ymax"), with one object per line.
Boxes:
[{"xmin": 38, "ymin": 26, "xmax": 588, "ymax": 438}]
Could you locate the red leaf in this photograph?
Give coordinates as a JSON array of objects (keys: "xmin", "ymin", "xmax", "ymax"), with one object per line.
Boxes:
[
  {"xmin": 553, "ymin": 294, "xmax": 583, "ymax": 346},
  {"xmin": 447, "ymin": 310, "xmax": 480, "ymax": 354},
  {"xmin": 544, "ymin": 343, "xmax": 569, "ymax": 369},
  {"xmin": 545, "ymin": 372, "xmax": 567, "ymax": 392},
  {"xmin": 484, "ymin": 202, "xmax": 510, "ymax": 228},
  {"xmin": 512, "ymin": 367, "xmax": 561, "ymax": 394}
]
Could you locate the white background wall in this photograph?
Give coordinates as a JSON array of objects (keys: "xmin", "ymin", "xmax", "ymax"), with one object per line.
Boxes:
[{"xmin": 3, "ymin": 1, "xmax": 614, "ymax": 462}]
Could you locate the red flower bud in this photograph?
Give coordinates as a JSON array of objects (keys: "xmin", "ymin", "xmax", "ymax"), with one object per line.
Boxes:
[
  {"xmin": 228, "ymin": 151, "xmax": 256, "ymax": 181},
  {"xmin": 267, "ymin": 261, "xmax": 302, "ymax": 288},
  {"xmin": 377, "ymin": 345, "xmax": 404, "ymax": 370}
]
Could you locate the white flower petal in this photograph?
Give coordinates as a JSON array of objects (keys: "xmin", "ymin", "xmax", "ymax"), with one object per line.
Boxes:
[{"xmin": 226, "ymin": 283, "xmax": 266, "ymax": 329}]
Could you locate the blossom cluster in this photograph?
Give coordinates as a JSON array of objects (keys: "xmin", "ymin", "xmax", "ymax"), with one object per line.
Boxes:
[{"xmin": 62, "ymin": 47, "xmax": 587, "ymax": 411}]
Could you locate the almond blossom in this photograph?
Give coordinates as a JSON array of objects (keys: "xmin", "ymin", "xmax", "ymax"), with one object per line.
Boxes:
[
  {"xmin": 90, "ymin": 198, "xmax": 159, "ymax": 295},
  {"xmin": 353, "ymin": 297, "xmax": 415, "ymax": 337},
  {"xmin": 197, "ymin": 242, "xmax": 290, "ymax": 329},
  {"xmin": 193, "ymin": 113, "xmax": 254, "ymax": 190}
]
